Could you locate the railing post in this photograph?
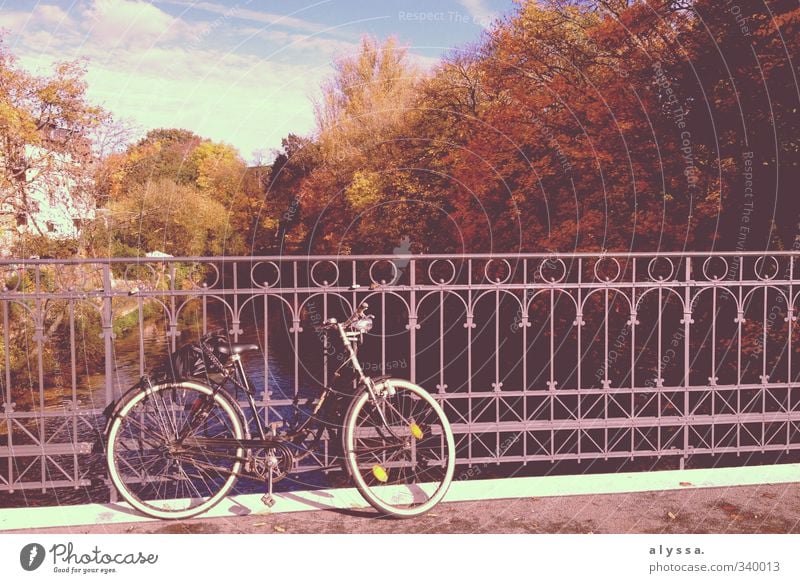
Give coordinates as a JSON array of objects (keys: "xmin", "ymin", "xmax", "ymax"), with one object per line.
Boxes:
[
  {"xmin": 409, "ymin": 259, "xmax": 416, "ymax": 384},
  {"xmin": 682, "ymin": 256, "xmax": 693, "ymax": 470},
  {"xmin": 2, "ymin": 298, "xmax": 13, "ymax": 492},
  {"xmin": 33, "ymin": 264, "xmax": 46, "ymax": 491},
  {"xmin": 102, "ymin": 263, "xmax": 115, "ymax": 405},
  {"xmin": 101, "ymin": 262, "xmax": 117, "ymax": 503}
]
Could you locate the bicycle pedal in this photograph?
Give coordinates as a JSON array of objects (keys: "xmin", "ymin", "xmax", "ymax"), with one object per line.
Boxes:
[{"xmin": 261, "ymin": 494, "xmax": 276, "ymax": 508}]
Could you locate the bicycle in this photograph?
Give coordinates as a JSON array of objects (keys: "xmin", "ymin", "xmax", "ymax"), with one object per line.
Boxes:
[{"xmin": 104, "ymin": 302, "xmax": 456, "ymax": 519}]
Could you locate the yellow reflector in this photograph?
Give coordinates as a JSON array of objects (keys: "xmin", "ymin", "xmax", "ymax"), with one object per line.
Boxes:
[
  {"xmin": 410, "ymin": 423, "xmax": 423, "ymax": 440},
  {"xmin": 372, "ymin": 464, "xmax": 388, "ymax": 482}
]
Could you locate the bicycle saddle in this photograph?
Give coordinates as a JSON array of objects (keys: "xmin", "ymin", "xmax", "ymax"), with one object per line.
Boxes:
[{"xmin": 215, "ymin": 342, "xmax": 259, "ymax": 355}]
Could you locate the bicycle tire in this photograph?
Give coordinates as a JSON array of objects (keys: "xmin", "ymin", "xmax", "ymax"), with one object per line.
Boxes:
[
  {"xmin": 106, "ymin": 380, "xmax": 245, "ymax": 520},
  {"xmin": 343, "ymin": 378, "xmax": 455, "ymax": 517}
]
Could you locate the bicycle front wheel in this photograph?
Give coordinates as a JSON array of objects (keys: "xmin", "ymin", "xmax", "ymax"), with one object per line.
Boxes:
[
  {"xmin": 106, "ymin": 380, "xmax": 245, "ymax": 520},
  {"xmin": 343, "ymin": 378, "xmax": 455, "ymax": 517}
]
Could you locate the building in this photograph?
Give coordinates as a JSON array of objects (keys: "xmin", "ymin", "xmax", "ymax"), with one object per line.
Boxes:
[{"xmin": 0, "ymin": 126, "xmax": 95, "ymax": 256}]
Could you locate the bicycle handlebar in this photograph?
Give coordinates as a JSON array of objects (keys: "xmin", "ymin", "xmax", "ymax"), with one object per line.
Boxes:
[{"xmin": 318, "ymin": 302, "xmax": 372, "ymax": 332}]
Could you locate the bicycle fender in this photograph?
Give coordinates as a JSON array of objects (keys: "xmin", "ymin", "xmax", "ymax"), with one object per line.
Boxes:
[{"xmin": 94, "ymin": 381, "xmax": 151, "ymax": 454}]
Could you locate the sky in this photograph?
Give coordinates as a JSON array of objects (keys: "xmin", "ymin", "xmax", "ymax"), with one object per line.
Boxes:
[{"xmin": 0, "ymin": 0, "xmax": 515, "ymax": 163}]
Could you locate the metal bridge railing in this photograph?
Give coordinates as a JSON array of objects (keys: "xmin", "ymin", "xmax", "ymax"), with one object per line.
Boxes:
[{"xmin": 2, "ymin": 252, "xmax": 800, "ymax": 496}]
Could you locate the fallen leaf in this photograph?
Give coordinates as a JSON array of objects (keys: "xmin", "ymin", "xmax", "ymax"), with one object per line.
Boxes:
[
  {"xmin": 667, "ymin": 512, "xmax": 677, "ymax": 520},
  {"xmin": 252, "ymin": 522, "xmax": 267, "ymax": 527},
  {"xmin": 679, "ymin": 481, "xmax": 692, "ymax": 487},
  {"xmin": 273, "ymin": 525, "xmax": 286, "ymax": 533}
]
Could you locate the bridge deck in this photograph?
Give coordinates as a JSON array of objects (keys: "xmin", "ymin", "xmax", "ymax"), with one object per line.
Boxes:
[{"xmin": 3, "ymin": 464, "xmax": 799, "ymax": 533}]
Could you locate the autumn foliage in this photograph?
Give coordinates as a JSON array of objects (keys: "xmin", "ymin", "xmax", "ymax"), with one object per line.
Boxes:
[
  {"xmin": 5, "ymin": 1, "xmax": 797, "ymax": 258},
  {"xmin": 266, "ymin": 0, "xmax": 799, "ymax": 255}
]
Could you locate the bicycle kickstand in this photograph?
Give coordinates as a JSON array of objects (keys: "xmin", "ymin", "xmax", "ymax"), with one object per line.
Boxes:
[{"xmin": 261, "ymin": 448, "xmax": 278, "ymax": 508}]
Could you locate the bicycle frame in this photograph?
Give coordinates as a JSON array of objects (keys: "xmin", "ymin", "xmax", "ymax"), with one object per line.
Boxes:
[
  {"xmin": 177, "ymin": 358, "xmax": 331, "ymax": 453},
  {"xmin": 177, "ymin": 321, "xmax": 368, "ymax": 464}
]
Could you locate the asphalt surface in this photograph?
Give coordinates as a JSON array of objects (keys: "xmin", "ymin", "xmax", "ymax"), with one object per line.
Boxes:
[{"xmin": 7, "ymin": 481, "xmax": 800, "ymax": 534}]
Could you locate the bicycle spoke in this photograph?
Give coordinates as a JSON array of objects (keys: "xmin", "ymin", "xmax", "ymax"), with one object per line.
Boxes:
[
  {"xmin": 108, "ymin": 383, "xmax": 243, "ymax": 518},
  {"xmin": 345, "ymin": 381, "xmax": 455, "ymax": 516},
  {"xmin": 122, "ymin": 415, "xmax": 169, "ymax": 449},
  {"xmin": 149, "ymin": 389, "xmax": 177, "ymax": 440}
]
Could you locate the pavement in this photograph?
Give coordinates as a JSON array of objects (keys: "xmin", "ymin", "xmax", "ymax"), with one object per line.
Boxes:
[
  {"xmin": 7, "ymin": 482, "xmax": 800, "ymax": 535},
  {"xmin": 4, "ymin": 465, "xmax": 800, "ymax": 534}
]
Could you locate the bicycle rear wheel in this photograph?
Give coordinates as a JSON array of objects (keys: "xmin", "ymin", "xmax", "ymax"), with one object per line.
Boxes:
[
  {"xmin": 343, "ymin": 378, "xmax": 455, "ymax": 517},
  {"xmin": 106, "ymin": 380, "xmax": 245, "ymax": 520}
]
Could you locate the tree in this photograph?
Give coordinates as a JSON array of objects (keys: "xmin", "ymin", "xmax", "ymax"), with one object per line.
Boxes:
[
  {"xmin": 108, "ymin": 178, "xmax": 229, "ymax": 257},
  {"xmin": 102, "ymin": 128, "xmax": 203, "ymax": 198},
  {"xmin": 242, "ymin": 1, "xmax": 800, "ymax": 255},
  {"xmin": 291, "ymin": 37, "xmax": 424, "ymax": 253},
  {"xmin": 314, "ymin": 36, "xmax": 419, "ymax": 169},
  {"xmin": 0, "ymin": 40, "xmax": 108, "ymax": 237},
  {"xmin": 98, "ymin": 128, "xmax": 252, "ymax": 255},
  {"xmin": 438, "ymin": 0, "xmax": 714, "ymax": 251},
  {"xmin": 678, "ymin": 0, "xmax": 800, "ymax": 249},
  {"xmin": 254, "ymin": 134, "xmax": 320, "ymax": 252},
  {"xmin": 191, "ymin": 141, "xmax": 243, "ymax": 201}
]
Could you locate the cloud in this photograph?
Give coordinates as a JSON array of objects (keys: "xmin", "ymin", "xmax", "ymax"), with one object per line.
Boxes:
[
  {"xmin": 457, "ymin": 0, "xmax": 497, "ymax": 28},
  {"xmin": 33, "ymin": 4, "xmax": 74, "ymax": 26},
  {"xmin": 240, "ymin": 26, "xmax": 358, "ymax": 58},
  {"xmin": 81, "ymin": 0, "xmax": 198, "ymax": 49},
  {"xmin": 405, "ymin": 52, "xmax": 441, "ymax": 73},
  {"xmin": 156, "ymin": 0, "xmax": 348, "ymax": 37},
  {"xmin": 0, "ymin": 11, "xmax": 31, "ymax": 35},
  {"xmin": 0, "ymin": 5, "xmax": 82, "ymax": 64},
  {"xmin": 1, "ymin": 1, "xmax": 198, "ymax": 55}
]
